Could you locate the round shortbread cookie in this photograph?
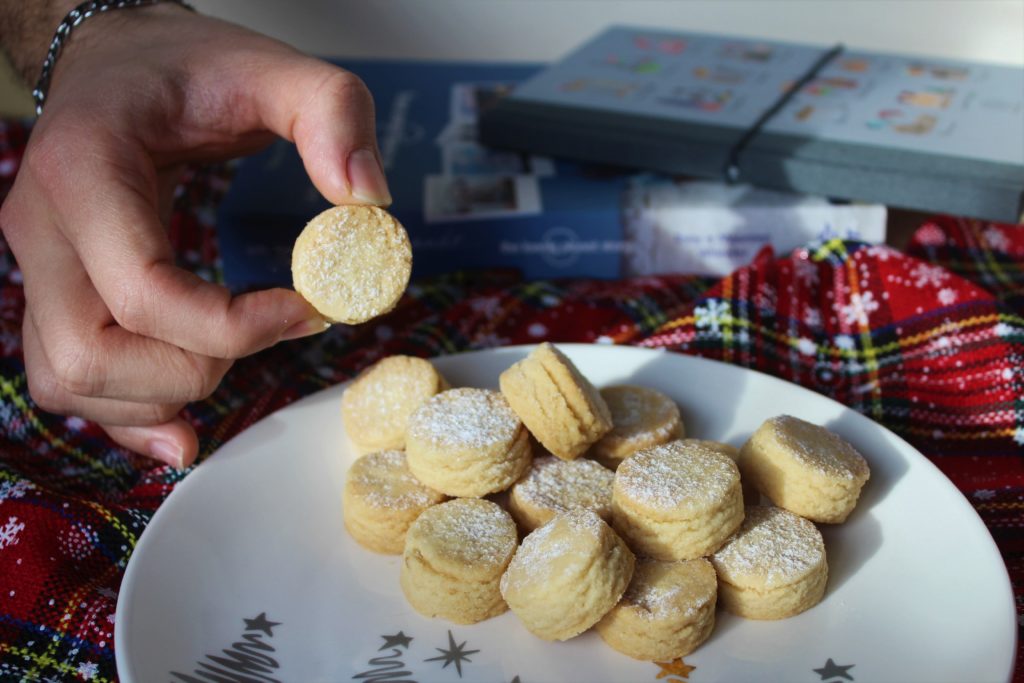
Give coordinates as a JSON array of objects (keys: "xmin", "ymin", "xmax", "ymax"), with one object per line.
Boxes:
[
  {"xmin": 406, "ymin": 388, "xmax": 532, "ymax": 497},
  {"xmin": 508, "ymin": 454, "xmax": 614, "ymax": 531},
  {"xmin": 342, "ymin": 450, "xmax": 447, "ymax": 554},
  {"xmin": 710, "ymin": 505, "xmax": 828, "ymax": 620},
  {"xmin": 292, "ymin": 205, "xmax": 412, "ymax": 324},
  {"xmin": 500, "ymin": 510, "xmax": 635, "ymax": 641},
  {"xmin": 611, "ymin": 440, "xmax": 744, "ymax": 561},
  {"xmin": 681, "ymin": 438, "xmax": 761, "ymax": 505},
  {"xmin": 681, "ymin": 438, "xmax": 739, "ymax": 462},
  {"xmin": 590, "ymin": 385, "xmax": 684, "ymax": 470},
  {"xmin": 341, "ymin": 355, "xmax": 449, "ymax": 453},
  {"xmin": 595, "ymin": 557, "xmax": 717, "ymax": 661},
  {"xmin": 738, "ymin": 415, "xmax": 870, "ymax": 523},
  {"xmin": 499, "ymin": 343, "xmax": 612, "ymax": 460},
  {"xmin": 400, "ymin": 498, "xmax": 518, "ymax": 624}
]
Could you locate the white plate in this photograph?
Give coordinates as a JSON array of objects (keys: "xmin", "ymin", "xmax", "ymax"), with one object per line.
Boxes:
[{"xmin": 116, "ymin": 344, "xmax": 1016, "ymax": 683}]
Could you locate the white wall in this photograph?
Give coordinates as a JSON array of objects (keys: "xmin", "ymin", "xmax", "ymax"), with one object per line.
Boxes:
[{"xmin": 193, "ymin": 0, "xmax": 1024, "ymax": 66}]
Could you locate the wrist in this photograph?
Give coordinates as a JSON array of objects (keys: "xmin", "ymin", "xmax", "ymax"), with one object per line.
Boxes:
[
  {"xmin": 0, "ymin": 0, "xmax": 81, "ymax": 85},
  {"xmin": 24, "ymin": 0, "xmax": 194, "ymax": 115}
]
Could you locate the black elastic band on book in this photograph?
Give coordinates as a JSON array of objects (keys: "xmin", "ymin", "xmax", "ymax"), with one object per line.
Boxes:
[{"xmin": 724, "ymin": 43, "xmax": 845, "ymax": 183}]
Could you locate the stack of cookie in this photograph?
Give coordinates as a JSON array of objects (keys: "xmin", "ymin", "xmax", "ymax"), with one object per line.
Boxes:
[{"xmin": 340, "ymin": 343, "xmax": 871, "ymax": 662}]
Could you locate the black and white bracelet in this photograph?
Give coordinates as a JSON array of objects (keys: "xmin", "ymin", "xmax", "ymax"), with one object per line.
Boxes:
[{"xmin": 32, "ymin": 0, "xmax": 195, "ymax": 116}]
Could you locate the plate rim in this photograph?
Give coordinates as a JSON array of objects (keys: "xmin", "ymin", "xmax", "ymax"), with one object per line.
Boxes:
[{"xmin": 114, "ymin": 343, "xmax": 1018, "ymax": 682}]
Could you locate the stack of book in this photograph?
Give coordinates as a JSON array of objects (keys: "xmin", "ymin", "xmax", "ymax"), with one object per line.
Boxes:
[
  {"xmin": 217, "ymin": 57, "xmax": 887, "ymax": 291},
  {"xmin": 481, "ymin": 26, "xmax": 1024, "ymax": 223}
]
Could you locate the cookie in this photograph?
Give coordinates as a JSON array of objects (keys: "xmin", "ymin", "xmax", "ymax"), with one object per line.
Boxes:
[
  {"xmin": 406, "ymin": 388, "xmax": 532, "ymax": 497},
  {"xmin": 292, "ymin": 205, "xmax": 412, "ymax": 324},
  {"xmin": 507, "ymin": 454, "xmax": 614, "ymax": 531},
  {"xmin": 681, "ymin": 438, "xmax": 738, "ymax": 462},
  {"xmin": 341, "ymin": 355, "xmax": 449, "ymax": 453},
  {"xmin": 611, "ymin": 440, "xmax": 743, "ymax": 561},
  {"xmin": 595, "ymin": 557, "xmax": 717, "ymax": 661},
  {"xmin": 710, "ymin": 505, "xmax": 828, "ymax": 620},
  {"xmin": 681, "ymin": 438, "xmax": 761, "ymax": 505},
  {"xmin": 590, "ymin": 385, "xmax": 684, "ymax": 470},
  {"xmin": 499, "ymin": 343, "xmax": 612, "ymax": 460},
  {"xmin": 738, "ymin": 415, "xmax": 870, "ymax": 523},
  {"xmin": 342, "ymin": 450, "xmax": 447, "ymax": 554},
  {"xmin": 400, "ymin": 498, "xmax": 518, "ymax": 624},
  {"xmin": 500, "ymin": 510, "xmax": 634, "ymax": 641}
]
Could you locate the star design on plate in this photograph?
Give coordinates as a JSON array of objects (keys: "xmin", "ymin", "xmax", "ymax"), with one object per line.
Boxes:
[
  {"xmin": 379, "ymin": 631, "xmax": 413, "ymax": 650},
  {"xmin": 424, "ymin": 630, "xmax": 480, "ymax": 678},
  {"xmin": 655, "ymin": 658, "xmax": 696, "ymax": 680},
  {"xmin": 813, "ymin": 658, "xmax": 855, "ymax": 681},
  {"xmin": 243, "ymin": 612, "xmax": 281, "ymax": 637}
]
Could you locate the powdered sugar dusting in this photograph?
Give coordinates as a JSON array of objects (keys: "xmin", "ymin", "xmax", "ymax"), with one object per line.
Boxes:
[
  {"xmin": 616, "ymin": 441, "xmax": 737, "ymax": 510},
  {"xmin": 408, "ymin": 388, "xmax": 521, "ymax": 450},
  {"xmin": 602, "ymin": 385, "xmax": 677, "ymax": 433},
  {"xmin": 343, "ymin": 357, "xmax": 439, "ymax": 435},
  {"xmin": 348, "ymin": 450, "xmax": 443, "ymax": 510},
  {"xmin": 514, "ymin": 455, "xmax": 613, "ymax": 516},
  {"xmin": 624, "ymin": 560, "xmax": 714, "ymax": 621},
  {"xmin": 770, "ymin": 415, "xmax": 869, "ymax": 480},
  {"xmin": 502, "ymin": 510, "xmax": 605, "ymax": 592},
  {"xmin": 293, "ymin": 206, "xmax": 410, "ymax": 323},
  {"xmin": 712, "ymin": 506, "xmax": 824, "ymax": 588},
  {"xmin": 420, "ymin": 499, "xmax": 517, "ymax": 568},
  {"xmin": 349, "ymin": 373, "xmax": 410, "ymax": 420}
]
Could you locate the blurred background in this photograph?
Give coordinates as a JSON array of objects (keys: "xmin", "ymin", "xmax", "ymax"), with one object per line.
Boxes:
[{"xmin": 2, "ymin": 0, "xmax": 1023, "ymax": 117}]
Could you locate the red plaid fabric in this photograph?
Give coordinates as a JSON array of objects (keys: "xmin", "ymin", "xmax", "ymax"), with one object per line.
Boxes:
[{"xmin": 0, "ymin": 118, "xmax": 1020, "ymax": 681}]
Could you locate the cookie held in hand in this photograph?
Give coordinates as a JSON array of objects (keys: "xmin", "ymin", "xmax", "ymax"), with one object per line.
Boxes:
[{"xmin": 291, "ymin": 205, "xmax": 412, "ymax": 324}]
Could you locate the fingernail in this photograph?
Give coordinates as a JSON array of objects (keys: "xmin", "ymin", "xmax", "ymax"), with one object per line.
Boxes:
[
  {"xmin": 280, "ymin": 315, "xmax": 331, "ymax": 341},
  {"xmin": 347, "ymin": 148, "xmax": 392, "ymax": 206},
  {"xmin": 148, "ymin": 439, "xmax": 184, "ymax": 469}
]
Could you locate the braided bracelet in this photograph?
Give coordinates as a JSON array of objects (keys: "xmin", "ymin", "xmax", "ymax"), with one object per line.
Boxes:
[{"xmin": 32, "ymin": 0, "xmax": 195, "ymax": 116}]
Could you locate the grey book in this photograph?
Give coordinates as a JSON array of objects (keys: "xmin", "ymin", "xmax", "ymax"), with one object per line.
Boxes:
[{"xmin": 480, "ymin": 26, "xmax": 1024, "ymax": 222}]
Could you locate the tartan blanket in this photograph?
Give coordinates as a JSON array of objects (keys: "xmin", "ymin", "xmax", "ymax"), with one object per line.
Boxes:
[{"xmin": 0, "ymin": 118, "xmax": 1021, "ymax": 682}]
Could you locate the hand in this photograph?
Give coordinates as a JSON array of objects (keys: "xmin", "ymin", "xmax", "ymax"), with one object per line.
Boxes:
[{"xmin": 0, "ymin": 5, "xmax": 391, "ymax": 467}]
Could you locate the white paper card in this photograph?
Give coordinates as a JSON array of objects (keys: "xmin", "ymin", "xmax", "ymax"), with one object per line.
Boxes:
[{"xmin": 622, "ymin": 179, "xmax": 887, "ymax": 276}]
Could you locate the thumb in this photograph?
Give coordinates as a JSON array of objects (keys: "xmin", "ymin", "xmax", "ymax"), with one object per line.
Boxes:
[{"xmin": 251, "ymin": 57, "xmax": 391, "ymax": 206}]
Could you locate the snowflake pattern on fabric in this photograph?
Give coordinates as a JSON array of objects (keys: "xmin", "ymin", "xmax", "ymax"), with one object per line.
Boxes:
[
  {"xmin": 0, "ymin": 479, "xmax": 33, "ymax": 503},
  {"xmin": 915, "ymin": 223, "xmax": 947, "ymax": 246},
  {"xmin": 984, "ymin": 226, "xmax": 1011, "ymax": 252},
  {"xmin": 0, "ymin": 516, "xmax": 24, "ymax": 550},
  {"xmin": 76, "ymin": 661, "xmax": 99, "ymax": 680},
  {"xmin": 911, "ymin": 263, "xmax": 950, "ymax": 289},
  {"xmin": 694, "ymin": 299, "xmax": 732, "ymax": 336},
  {"xmin": 840, "ymin": 291, "xmax": 879, "ymax": 326}
]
